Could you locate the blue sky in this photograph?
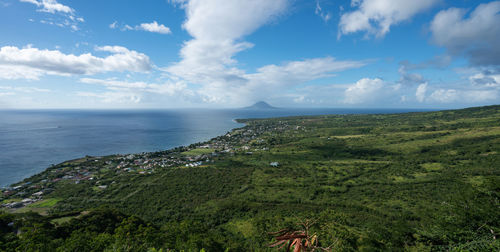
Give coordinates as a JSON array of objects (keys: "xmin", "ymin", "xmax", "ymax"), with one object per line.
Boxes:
[{"xmin": 0, "ymin": 0, "xmax": 499, "ymax": 109}]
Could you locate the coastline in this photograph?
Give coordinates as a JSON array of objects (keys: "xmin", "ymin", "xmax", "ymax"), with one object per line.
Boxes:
[
  {"xmin": 0, "ymin": 107, "xmax": 443, "ymax": 192},
  {"xmin": 2, "ymin": 117, "xmax": 249, "ymax": 190},
  {"xmin": 0, "ymin": 108, "xmax": 431, "ymax": 188},
  {"xmin": 0, "ymin": 109, "xmax": 255, "ymax": 188}
]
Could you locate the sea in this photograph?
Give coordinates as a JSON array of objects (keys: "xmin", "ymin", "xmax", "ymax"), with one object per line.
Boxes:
[{"xmin": 0, "ymin": 108, "xmax": 429, "ymax": 187}]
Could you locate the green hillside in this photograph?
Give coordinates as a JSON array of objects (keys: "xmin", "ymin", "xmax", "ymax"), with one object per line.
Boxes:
[{"xmin": 1, "ymin": 105, "xmax": 499, "ymax": 251}]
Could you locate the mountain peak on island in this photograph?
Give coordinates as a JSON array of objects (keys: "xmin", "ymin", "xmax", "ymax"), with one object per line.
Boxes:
[{"xmin": 243, "ymin": 101, "xmax": 277, "ymax": 110}]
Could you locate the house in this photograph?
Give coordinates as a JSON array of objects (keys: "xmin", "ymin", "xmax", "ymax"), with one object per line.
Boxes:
[
  {"xmin": 270, "ymin": 162, "xmax": 279, "ymax": 167},
  {"xmin": 32, "ymin": 191, "xmax": 43, "ymax": 197}
]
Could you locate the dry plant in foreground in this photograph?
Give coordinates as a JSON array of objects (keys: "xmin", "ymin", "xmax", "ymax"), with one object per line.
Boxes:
[{"xmin": 268, "ymin": 219, "xmax": 334, "ymax": 252}]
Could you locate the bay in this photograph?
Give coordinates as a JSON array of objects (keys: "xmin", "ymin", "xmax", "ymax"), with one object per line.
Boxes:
[{"xmin": 0, "ymin": 108, "xmax": 428, "ymax": 187}]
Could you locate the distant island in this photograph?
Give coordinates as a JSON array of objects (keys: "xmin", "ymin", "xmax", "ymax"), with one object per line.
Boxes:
[{"xmin": 242, "ymin": 101, "xmax": 278, "ymax": 109}]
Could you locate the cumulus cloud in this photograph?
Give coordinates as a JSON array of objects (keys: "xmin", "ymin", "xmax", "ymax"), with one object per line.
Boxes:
[
  {"xmin": 0, "ymin": 45, "xmax": 151, "ymax": 80},
  {"xmin": 110, "ymin": 21, "xmax": 172, "ymax": 34},
  {"xmin": 430, "ymin": 1, "xmax": 500, "ymax": 66},
  {"xmin": 398, "ymin": 64, "xmax": 424, "ymax": 86},
  {"xmin": 339, "ymin": 0, "xmax": 438, "ymax": 38},
  {"xmin": 397, "ymin": 55, "xmax": 454, "ymax": 86},
  {"xmin": 137, "ymin": 21, "xmax": 171, "ymax": 34},
  {"xmin": 415, "ymin": 83, "xmax": 427, "ymax": 102},
  {"xmin": 428, "ymin": 89, "xmax": 457, "ymax": 103},
  {"xmin": 167, "ymin": 0, "xmax": 288, "ymax": 82},
  {"xmin": 344, "ymin": 78, "xmax": 385, "ymax": 104},
  {"xmin": 427, "ymin": 88, "xmax": 498, "ymax": 103},
  {"xmin": 20, "ymin": 0, "xmax": 73, "ymax": 14},
  {"xmin": 165, "ymin": 0, "xmax": 366, "ymax": 105},
  {"xmin": 469, "ymin": 72, "xmax": 500, "ymax": 88},
  {"xmin": 342, "ymin": 77, "xmax": 498, "ymax": 105},
  {"xmin": 20, "ymin": 0, "xmax": 84, "ymax": 31}
]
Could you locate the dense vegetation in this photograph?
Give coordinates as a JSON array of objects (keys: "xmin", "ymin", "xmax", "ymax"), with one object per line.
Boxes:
[{"xmin": 1, "ymin": 105, "xmax": 499, "ymax": 251}]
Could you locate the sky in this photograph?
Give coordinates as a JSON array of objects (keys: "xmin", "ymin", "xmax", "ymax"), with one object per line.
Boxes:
[{"xmin": 0, "ymin": 0, "xmax": 499, "ymax": 109}]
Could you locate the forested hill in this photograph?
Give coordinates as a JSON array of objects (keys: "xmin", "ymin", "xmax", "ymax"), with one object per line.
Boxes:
[{"xmin": 1, "ymin": 105, "xmax": 499, "ymax": 251}]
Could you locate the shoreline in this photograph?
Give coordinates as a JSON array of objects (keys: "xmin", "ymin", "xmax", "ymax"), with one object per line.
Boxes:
[
  {"xmin": 0, "ymin": 107, "xmax": 467, "ymax": 189},
  {"xmin": 0, "ymin": 105, "xmax": 489, "ymax": 189},
  {"xmin": 2, "ymin": 117, "xmax": 248, "ymax": 189}
]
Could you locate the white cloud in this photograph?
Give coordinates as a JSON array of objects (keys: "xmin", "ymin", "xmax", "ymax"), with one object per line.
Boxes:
[
  {"xmin": 20, "ymin": 0, "xmax": 84, "ymax": 31},
  {"xmin": 294, "ymin": 72, "xmax": 498, "ymax": 107},
  {"xmin": 80, "ymin": 77, "xmax": 188, "ymax": 95},
  {"xmin": 428, "ymin": 89, "xmax": 458, "ymax": 103},
  {"xmin": 39, "ymin": 18, "xmax": 81, "ymax": 31},
  {"xmin": 0, "ymin": 85, "xmax": 50, "ymax": 93},
  {"xmin": 191, "ymin": 57, "xmax": 366, "ymax": 105},
  {"xmin": 109, "ymin": 21, "xmax": 118, "ymax": 29},
  {"xmin": 428, "ymin": 88, "xmax": 498, "ymax": 103},
  {"xmin": 165, "ymin": 0, "xmax": 366, "ymax": 105},
  {"xmin": 77, "ymin": 77, "xmax": 193, "ymax": 106},
  {"xmin": 315, "ymin": 1, "xmax": 331, "ymax": 22},
  {"xmin": 0, "ymin": 92, "xmax": 15, "ymax": 97},
  {"xmin": 80, "ymin": 78, "xmax": 148, "ymax": 89},
  {"xmin": 430, "ymin": 1, "xmax": 500, "ymax": 66},
  {"xmin": 0, "ymin": 65, "xmax": 44, "ymax": 80},
  {"xmin": 462, "ymin": 90, "xmax": 498, "ymax": 103},
  {"xmin": 137, "ymin": 21, "xmax": 171, "ymax": 34},
  {"xmin": 339, "ymin": 0, "xmax": 438, "ymax": 38},
  {"xmin": 167, "ymin": 0, "xmax": 288, "ymax": 82},
  {"xmin": 76, "ymin": 91, "xmax": 142, "ymax": 104},
  {"xmin": 398, "ymin": 64, "xmax": 424, "ymax": 86},
  {"xmin": 293, "ymin": 95, "xmax": 305, "ymax": 103},
  {"xmin": 0, "ymin": 86, "xmax": 51, "ymax": 104},
  {"xmin": 469, "ymin": 72, "xmax": 500, "ymax": 88},
  {"xmin": 344, "ymin": 78, "xmax": 385, "ymax": 104},
  {"xmin": 20, "ymin": 0, "xmax": 73, "ymax": 14},
  {"xmin": 110, "ymin": 21, "xmax": 172, "ymax": 34},
  {"xmin": 341, "ymin": 75, "xmax": 498, "ymax": 105},
  {"xmin": 415, "ymin": 83, "xmax": 427, "ymax": 102},
  {"xmin": 0, "ymin": 45, "xmax": 151, "ymax": 80},
  {"xmin": 249, "ymin": 57, "xmax": 365, "ymax": 85}
]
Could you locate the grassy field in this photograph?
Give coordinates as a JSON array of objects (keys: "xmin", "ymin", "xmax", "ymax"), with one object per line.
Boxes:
[
  {"xmin": 28, "ymin": 198, "xmax": 61, "ymax": 208},
  {"xmin": 181, "ymin": 148, "xmax": 215, "ymax": 156}
]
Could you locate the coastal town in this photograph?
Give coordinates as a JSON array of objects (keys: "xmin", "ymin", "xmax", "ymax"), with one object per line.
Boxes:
[{"xmin": 1, "ymin": 119, "xmax": 294, "ymax": 211}]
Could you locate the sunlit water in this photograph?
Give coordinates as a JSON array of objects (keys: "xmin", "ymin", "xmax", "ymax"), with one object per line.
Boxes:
[{"xmin": 0, "ymin": 108, "xmax": 429, "ymax": 187}]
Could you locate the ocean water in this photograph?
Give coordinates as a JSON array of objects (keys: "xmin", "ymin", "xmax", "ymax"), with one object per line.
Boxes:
[{"xmin": 0, "ymin": 108, "xmax": 428, "ymax": 187}]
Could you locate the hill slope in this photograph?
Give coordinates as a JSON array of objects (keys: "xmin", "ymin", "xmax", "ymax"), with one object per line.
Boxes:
[
  {"xmin": 243, "ymin": 101, "xmax": 277, "ymax": 109},
  {"xmin": 1, "ymin": 105, "xmax": 499, "ymax": 251}
]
